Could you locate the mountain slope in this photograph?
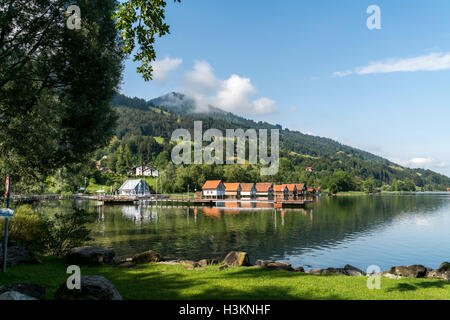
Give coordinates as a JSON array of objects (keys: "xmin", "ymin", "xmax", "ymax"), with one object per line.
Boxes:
[{"xmin": 108, "ymin": 93, "xmax": 450, "ymax": 191}]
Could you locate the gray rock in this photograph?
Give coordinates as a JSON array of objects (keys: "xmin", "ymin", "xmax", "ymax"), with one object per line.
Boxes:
[
  {"xmin": 256, "ymin": 260, "xmax": 294, "ymax": 271},
  {"xmin": 222, "ymin": 251, "xmax": 251, "ymax": 267},
  {"xmin": 198, "ymin": 259, "xmax": 218, "ymax": 267},
  {"xmin": 305, "ymin": 268, "xmax": 323, "ymax": 275},
  {"xmin": 427, "ymin": 262, "xmax": 450, "ymax": 281},
  {"xmin": 158, "ymin": 260, "xmax": 180, "ymax": 265},
  {"xmin": 0, "ymin": 246, "xmax": 28, "ymax": 267},
  {"xmin": 389, "ymin": 265, "xmax": 429, "ymax": 278},
  {"xmin": 116, "ymin": 261, "xmax": 139, "ymax": 269},
  {"xmin": 0, "ymin": 283, "xmax": 45, "ymax": 300},
  {"xmin": 54, "ymin": 275, "xmax": 122, "ymax": 300},
  {"xmin": 293, "ymin": 266, "xmax": 305, "ymax": 272},
  {"xmin": 383, "ymin": 272, "xmax": 402, "ymax": 280},
  {"xmin": 437, "ymin": 261, "xmax": 450, "ymax": 273},
  {"xmin": 66, "ymin": 246, "xmax": 115, "ymax": 265},
  {"xmin": 180, "ymin": 260, "xmax": 200, "ymax": 269},
  {"xmin": 132, "ymin": 250, "xmax": 162, "ymax": 264},
  {"xmin": 344, "ymin": 264, "xmax": 366, "ymax": 277},
  {"xmin": 305, "ymin": 268, "xmax": 346, "ymax": 275},
  {"xmin": 0, "ymin": 291, "xmax": 37, "ymax": 300},
  {"xmin": 218, "ymin": 265, "xmax": 229, "ymax": 271}
]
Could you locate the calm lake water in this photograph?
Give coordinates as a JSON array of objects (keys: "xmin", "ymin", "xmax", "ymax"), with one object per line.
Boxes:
[{"xmin": 40, "ymin": 194, "xmax": 450, "ymax": 271}]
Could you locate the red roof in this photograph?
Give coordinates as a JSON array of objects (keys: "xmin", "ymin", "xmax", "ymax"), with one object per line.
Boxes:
[
  {"xmin": 255, "ymin": 183, "xmax": 273, "ymax": 192},
  {"xmin": 224, "ymin": 183, "xmax": 240, "ymax": 192},
  {"xmin": 274, "ymin": 185, "xmax": 287, "ymax": 192},
  {"xmin": 295, "ymin": 183, "xmax": 306, "ymax": 191},
  {"xmin": 240, "ymin": 183, "xmax": 255, "ymax": 191},
  {"xmin": 283, "ymin": 184, "xmax": 297, "ymax": 192},
  {"xmin": 202, "ymin": 180, "xmax": 222, "ymax": 190}
]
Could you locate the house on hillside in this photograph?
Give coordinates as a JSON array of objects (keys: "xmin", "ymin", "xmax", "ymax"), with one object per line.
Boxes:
[
  {"xmin": 202, "ymin": 180, "xmax": 226, "ymax": 199},
  {"xmin": 118, "ymin": 179, "xmax": 152, "ymax": 196},
  {"xmin": 305, "ymin": 167, "xmax": 313, "ymax": 172},
  {"xmin": 224, "ymin": 183, "xmax": 241, "ymax": 199},
  {"xmin": 240, "ymin": 183, "xmax": 256, "ymax": 200},
  {"xmin": 128, "ymin": 165, "xmax": 159, "ymax": 177},
  {"xmin": 255, "ymin": 183, "xmax": 274, "ymax": 200},
  {"xmin": 274, "ymin": 185, "xmax": 288, "ymax": 200}
]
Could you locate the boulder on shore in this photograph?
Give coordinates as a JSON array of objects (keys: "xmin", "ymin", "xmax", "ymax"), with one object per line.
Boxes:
[
  {"xmin": 222, "ymin": 251, "xmax": 251, "ymax": 267},
  {"xmin": 54, "ymin": 275, "xmax": 122, "ymax": 300},
  {"xmin": 427, "ymin": 262, "xmax": 450, "ymax": 281},
  {"xmin": 389, "ymin": 265, "xmax": 429, "ymax": 278},
  {"xmin": 344, "ymin": 264, "xmax": 366, "ymax": 277},
  {"xmin": 198, "ymin": 259, "xmax": 218, "ymax": 267},
  {"xmin": 66, "ymin": 246, "xmax": 115, "ymax": 265},
  {"xmin": 0, "ymin": 291, "xmax": 37, "ymax": 300},
  {"xmin": 305, "ymin": 268, "xmax": 347, "ymax": 276},
  {"xmin": 0, "ymin": 246, "xmax": 28, "ymax": 267},
  {"xmin": 305, "ymin": 265, "xmax": 364, "ymax": 276},
  {"xmin": 132, "ymin": 250, "xmax": 162, "ymax": 264},
  {"xmin": 256, "ymin": 261, "xmax": 294, "ymax": 271},
  {"xmin": 0, "ymin": 283, "xmax": 46, "ymax": 300},
  {"xmin": 294, "ymin": 266, "xmax": 305, "ymax": 273},
  {"xmin": 180, "ymin": 260, "xmax": 200, "ymax": 269}
]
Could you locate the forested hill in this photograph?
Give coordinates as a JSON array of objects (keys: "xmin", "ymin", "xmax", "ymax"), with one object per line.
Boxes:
[{"xmin": 105, "ymin": 93, "xmax": 450, "ymax": 192}]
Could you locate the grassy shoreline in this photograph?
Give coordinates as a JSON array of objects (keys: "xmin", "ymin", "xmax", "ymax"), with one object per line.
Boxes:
[{"xmin": 1, "ymin": 257, "xmax": 449, "ymax": 300}]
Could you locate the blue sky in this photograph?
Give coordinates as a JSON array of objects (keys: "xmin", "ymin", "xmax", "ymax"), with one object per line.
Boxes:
[{"xmin": 120, "ymin": 0, "xmax": 450, "ymax": 177}]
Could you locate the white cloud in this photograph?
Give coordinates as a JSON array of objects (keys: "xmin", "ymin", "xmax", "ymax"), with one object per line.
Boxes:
[
  {"xmin": 251, "ymin": 97, "xmax": 277, "ymax": 114},
  {"xmin": 182, "ymin": 61, "xmax": 277, "ymax": 115},
  {"xmin": 151, "ymin": 57, "xmax": 182, "ymax": 84},
  {"xmin": 391, "ymin": 157, "xmax": 447, "ymax": 169},
  {"xmin": 333, "ymin": 52, "xmax": 450, "ymax": 77},
  {"xmin": 332, "ymin": 70, "xmax": 352, "ymax": 78},
  {"xmin": 182, "ymin": 60, "xmax": 219, "ymax": 94}
]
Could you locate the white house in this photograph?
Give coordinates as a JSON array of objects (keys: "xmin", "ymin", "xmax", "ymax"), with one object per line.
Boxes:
[
  {"xmin": 240, "ymin": 183, "xmax": 256, "ymax": 199},
  {"xmin": 202, "ymin": 180, "xmax": 226, "ymax": 199},
  {"xmin": 118, "ymin": 179, "xmax": 152, "ymax": 196},
  {"xmin": 129, "ymin": 165, "xmax": 159, "ymax": 177}
]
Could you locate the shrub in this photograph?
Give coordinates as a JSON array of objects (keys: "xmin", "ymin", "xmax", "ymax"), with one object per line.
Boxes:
[
  {"xmin": 40, "ymin": 207, "xmax": 93, "ymax": 256},
  {"xmin": 1, "ymin": 205, "xmax": 93, "ymax": 256},
  {"xmin": 4, "ymin": 205, "xmax": 46, "ymax": 251}
]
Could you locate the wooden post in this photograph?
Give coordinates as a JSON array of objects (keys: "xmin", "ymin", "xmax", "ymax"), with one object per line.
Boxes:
[{"xmin": 3, "ymin": 175, "xmax": 10, "ymax": 273}]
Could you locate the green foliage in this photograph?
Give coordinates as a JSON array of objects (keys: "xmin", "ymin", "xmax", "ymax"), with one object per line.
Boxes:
[
  {"xmin": 0, "ymin": 0, "xmax": 123, "ymax": 187},
  {"xmin": 114, "ymin": 0, "xmax": 181, "ymax": 81},
  {"xmin": 1, "ymin": 205, "xmax": 92, "ymax": 256},
  {"xmin": 327, "ymin": 171, "xmax": 357, "ymax": 193},
  {"xmin": 4, "ymin": 205, "xmax": 45, "ymax": 251},
  {"xmin": 40, "ymin": 208, "xmax": 93, "ymax": 256},
  {"xmin": 362, "ymin": 178, "xmax": 377, "ymax": 193}
]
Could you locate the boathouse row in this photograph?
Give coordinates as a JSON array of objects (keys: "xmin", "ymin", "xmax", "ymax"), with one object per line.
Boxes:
[{"xmin": 201, "ymin": 181, "xmax": 311, "ymax": 200}]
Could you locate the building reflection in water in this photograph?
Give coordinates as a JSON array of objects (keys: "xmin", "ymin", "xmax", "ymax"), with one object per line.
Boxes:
[{"xmin": 120, "ymin": 205, "xmax": 158, "ymax": 224}]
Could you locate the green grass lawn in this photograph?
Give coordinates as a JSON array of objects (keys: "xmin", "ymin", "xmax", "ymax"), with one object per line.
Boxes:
[{"xmin": 1, "ymin": 257, "xmax": 449, "ymax": 300}]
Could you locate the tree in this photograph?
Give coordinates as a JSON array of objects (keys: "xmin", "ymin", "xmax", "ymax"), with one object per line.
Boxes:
[
  {"xmin": 327, "ymin": 171, "xmax": 356, "ymax": 193},
  {"xmin": 1, "ymin": 0, "xmax": 179, "ymax": 190},
  {"xmin": 0, "ymin": 0, "xmax": 123, "ymax": 187},
  {"xmin": 362, "ymin": 178, "xmax": 376, "ymax": 193},
  {"xmin": 114, "ymin": 0, "xmax": 181, "ymax": 81}
]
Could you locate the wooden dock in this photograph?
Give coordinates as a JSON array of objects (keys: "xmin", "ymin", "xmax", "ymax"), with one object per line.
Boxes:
[{"xmin": 11, "ymin": 194, "xmax": 313, "ymax": 208}]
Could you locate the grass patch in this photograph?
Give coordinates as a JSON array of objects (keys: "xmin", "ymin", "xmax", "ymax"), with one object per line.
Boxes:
[
  {"xmin": 335, "ymin": 191, "xmax": 368, "ymax": 196},
  {"xmin": 1, "ymin": 258, "xmax": 449, "ymax": 300}
]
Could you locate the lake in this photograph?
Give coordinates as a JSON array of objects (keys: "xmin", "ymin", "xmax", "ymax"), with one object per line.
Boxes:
[{"xmin": 40, "ymin": 194, "xmax": 450, "ymax": 271}]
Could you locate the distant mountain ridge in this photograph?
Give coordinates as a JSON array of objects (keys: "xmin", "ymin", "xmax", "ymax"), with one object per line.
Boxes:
[{"xmin": 110, "ymin": 92, "xmax": 450, "ymax": 189}]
